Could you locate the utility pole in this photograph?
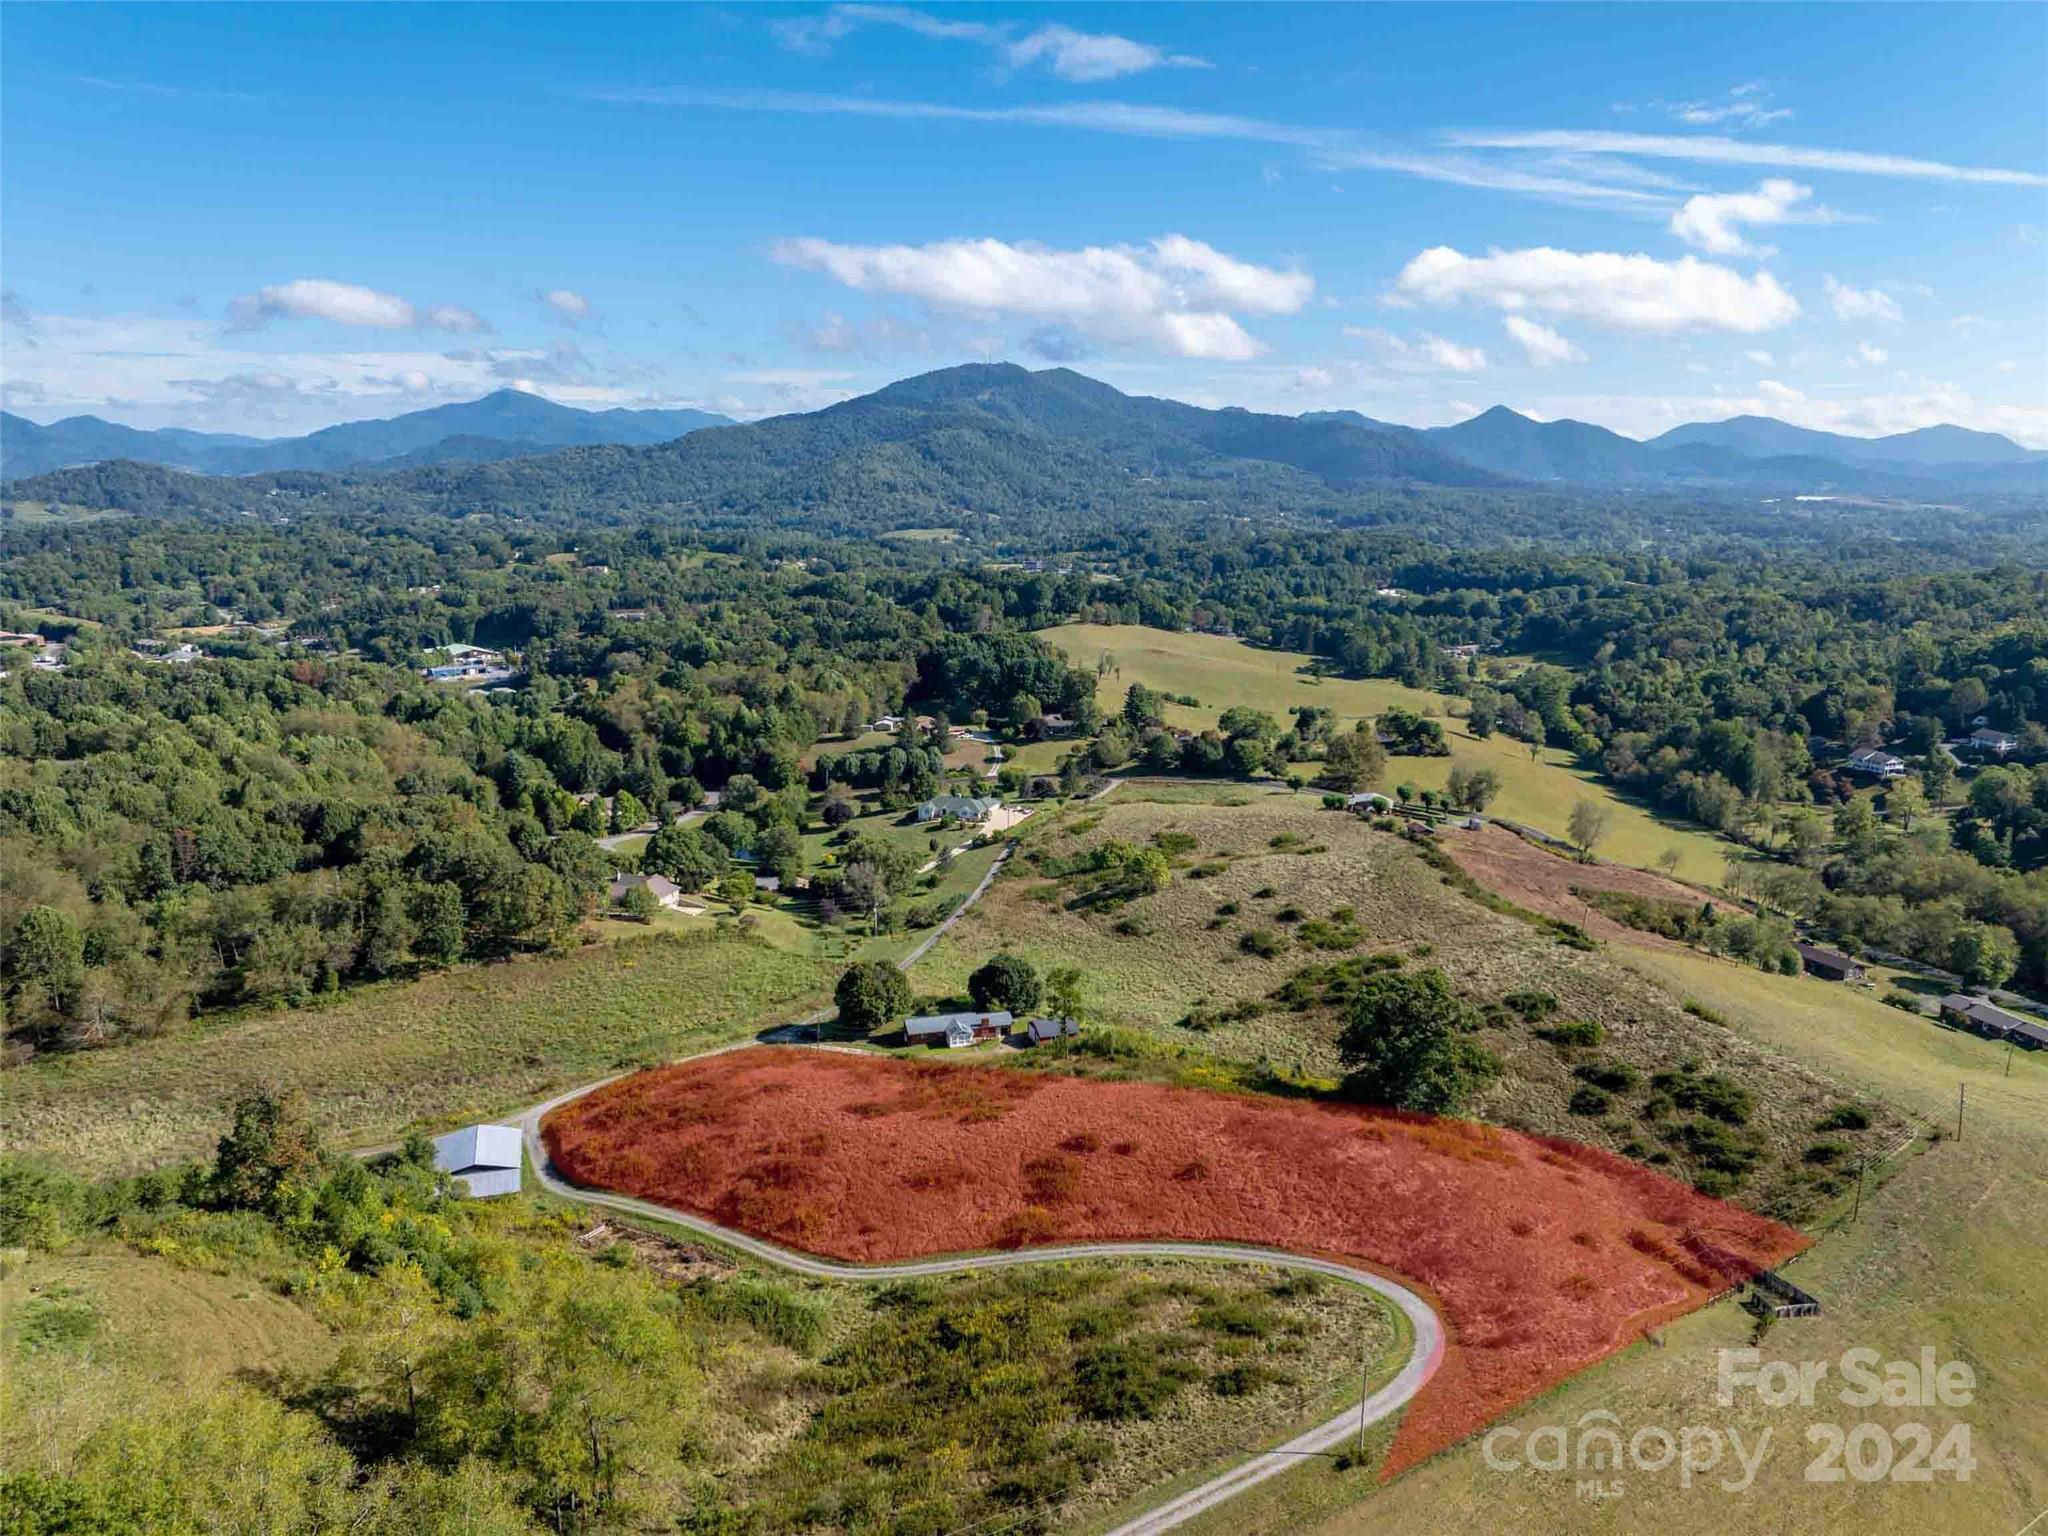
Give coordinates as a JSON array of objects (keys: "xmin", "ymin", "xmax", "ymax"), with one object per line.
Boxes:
[
  {"xmin": 1357, "ymin": 1321, "xmax": 1371, "ymax": 1461},
  {"xmin": 1852, "ymin": 1155, "xmax": 1865, "ymax": 1220},
  {"xmin": 1955, "ymin": 1082, "xmax": 1966, "ymax": 1141}
]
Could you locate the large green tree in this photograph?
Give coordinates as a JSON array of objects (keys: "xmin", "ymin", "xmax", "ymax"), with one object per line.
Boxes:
[{"xmin": 1336, "ymin": 968, "xmax": 1485, "ymax": 1114}]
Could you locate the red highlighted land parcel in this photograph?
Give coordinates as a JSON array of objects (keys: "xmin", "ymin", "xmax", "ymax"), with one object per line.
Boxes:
[{"xmin": 544, "ymin": 1048, "xmax": 1807, "ymax": 1474}]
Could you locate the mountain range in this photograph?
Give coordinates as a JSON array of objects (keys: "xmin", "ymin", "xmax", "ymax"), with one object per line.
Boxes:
[
  {"xmin": 4, "ymin": 366, "xmax": 2042, "ymax": 532},
  {"xmin": 1302, "ymin": 405, "xmax": 2045, "ymax": 492},
  {"xmin": 0, "ymin": 390, "xmax": 733, "ymax": 479}
]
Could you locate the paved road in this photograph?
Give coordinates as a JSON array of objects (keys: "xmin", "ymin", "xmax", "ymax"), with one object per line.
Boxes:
[{"xmin": 516, "ymin": 1070, "xmax": 1443, "ymax": 1536}]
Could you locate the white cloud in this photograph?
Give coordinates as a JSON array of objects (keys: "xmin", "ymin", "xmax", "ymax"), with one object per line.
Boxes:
[
  {"xmin": 1447, "ymin": 128, "xmax": 2048, "ymax": 187},
  {"xmin": 773, "ymin": 6, "xmax": 1205, "ymax": 80},
  {"xmin": 1419, "ymin": 334, "xmax": 1487, "ymax": 372},
  {"xmin": 1824, "ymin": 276, "xmax": 1903, "ymax": 323},
  {"xmin": 1666, "ymin": 82, "xmax": 1793, "ymax": 130},
  {"xmin": 228, "ymin": 278, "xmax": 486, "ymax": 332},
  {"xmin": 1343, "ymin": 327, "xmax": 1488, "ymax": 373},
  {"xmin": 1503, "ymin": 315, "xmax": 1587, "ymax": 367},
  {"xmin": 1855, "ymin": 341, "xmax": 1889, "ymax": 366},
  {"xmin": 1395, "ymin": 246, "xmax": 1799, "ymax": 334},
  {"xmin": 1004, "ymin": 23, "xmax": 1208, "ymax": 81},
  {"xmin": 542, "ymin": 288, "xmax": 593, "ymax": 323},
  {"xmin": 1745, "ymin": 349, "xmax": 1775, "ymax": 367},
  {"xmin": 770, "ymin": 234, "xmax": 1311, "ymax": 360},
  {"xmin": 1670, "ymin": 178, "xmax": 1813, "ymax": 255}
]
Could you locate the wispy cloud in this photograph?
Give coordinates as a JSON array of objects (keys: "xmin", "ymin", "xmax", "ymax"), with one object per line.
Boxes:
[
  {"xmin": 72, "ymin": 74, "xmax": 261, "ymax": 103},
  {"xmin": 772, "ymin": 5, "xmax": 1207, "ymax": 81},
  {"xmin": 591, "ymin": 88, "xmax": 1679, "ymax": 210},
  {"xmin": 1824, "ymin": 275, "xmax": 1904, "ymax": 323},
  {"xmin": 1664, "ymin": 81, "xmax": 1793, "ymax": 130},
  {"xmin": 1447, "ymin": 128, "xmax": 2048, "ymax": 187},
  {"xmin": 1502, "ymin": 316, "xmax": 1587, "ymax": 367}
]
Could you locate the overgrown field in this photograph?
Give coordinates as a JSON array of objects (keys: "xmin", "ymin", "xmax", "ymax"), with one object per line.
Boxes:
[
  {"xmin": 1039, "ymin": 624, "xmax": 1731, "ymax": 881},
  {"xmin": 2, "ymin": 1166, "xmax": 1390, "ymax": 1536},
  {"xmin": 1, "ymin": 931, "xmax": 833, "ymax": 1177},
  {"xmin": 917, "ymin": 790, "xmax": 1896, "ymax": 1222},
  {"xmin": 544, "ymin": 1046, "xmax": 1807, "ymax": 1476}
]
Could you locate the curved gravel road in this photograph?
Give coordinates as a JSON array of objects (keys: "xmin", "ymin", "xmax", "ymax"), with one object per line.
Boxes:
[{"xmin": 517, "ymin": 1070, "xmax": 1445, "ymax": 1535}]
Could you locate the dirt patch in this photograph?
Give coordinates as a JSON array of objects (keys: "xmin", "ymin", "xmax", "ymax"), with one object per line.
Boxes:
[
  {"xmin": 1441, "ymin": 824, "xmax": 1706, "ymax": 948},
  {"xmin": 544, "ymin": 1047, "xmax": 1806, "ymax": 1478},
  {"xmin": 577, "ymin": 1220, "xmax": 736, "ymax": 1282}
]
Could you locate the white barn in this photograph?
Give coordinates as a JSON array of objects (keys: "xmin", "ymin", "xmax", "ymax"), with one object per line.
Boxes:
[{"xmin": 432, "ymin": 1123, "xmax": 523, "ymax": 1198}]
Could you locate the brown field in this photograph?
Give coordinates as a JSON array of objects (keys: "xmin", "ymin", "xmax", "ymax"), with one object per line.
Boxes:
[{"xmin": 1439, "ymin": 822, "xmax": 1708, "ymax": 947}]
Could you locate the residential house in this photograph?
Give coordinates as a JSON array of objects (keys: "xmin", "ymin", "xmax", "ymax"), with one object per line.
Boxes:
[
  {"xmin": 608, "ymin": 872, "xmax": 685, "ymax": 911},
  {"xmin": 1844, "ymin": 748, "xmax": 1907, "ymax": 780},
  {"xmin": 872, "ymin": 714, "xmax": 905, "ymax": 732},
  {"xmin": 917, "ymin": 793, "xmax": 1000, "ymax": 824},
  {"xmin": 752, "ymin": 875, "xmax": 782, "ymax": 895},
  {"xmin": 1794, "ymin": 942, "xmax": 1865, "ymax": 983},
  {"xmin": 1025, "ymin": 1016, "xmax": 1080, "ymax": 1045},
  {"xmin": 430, "ymin": 1124, "xmax": 523, "ymax": 1198},
  {"xmin": 1967, "ymin": 728, "xmax": 2018, "ymax": 756},
  {"xmin": 1346, "ymin": 792, "xmax": 1395, "ymax": 812},
  {"xmin": 1031, "ymin": 713, "xmax": 1075, "ymax": 739},
  {"xmin": 1938, "ymin": 994, "xmax": 2048, "ymax": 1048},
  {"xmin": 904, "ymin": 1010, "xmax": 1012, "ymax": 1048}
]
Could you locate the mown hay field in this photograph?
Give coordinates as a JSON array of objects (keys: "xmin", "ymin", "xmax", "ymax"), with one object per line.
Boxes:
[
  {"xmin": 1039, "ymin": 624, "xmax": 1730, "ymax": 882},
  {"xmin": 2, "ymin": 931, "xmax": 833, "ymax": 1177}
]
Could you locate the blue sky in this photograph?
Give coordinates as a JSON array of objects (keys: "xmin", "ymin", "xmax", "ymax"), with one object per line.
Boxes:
[{"xmin": 3, "ymin": 3, "xmax": 2044, "ymax": 442}]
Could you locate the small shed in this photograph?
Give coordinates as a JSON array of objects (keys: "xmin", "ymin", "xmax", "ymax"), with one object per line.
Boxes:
[
  {"xmin": 432, "ymin": 1124, "xmax": 523, "ymax": 1198},
  {"xmin": 1794, "ymin": 942, "xmax": 1864, "ymax": 983},
  {"xmin": 904, "ymin": 1010, "xmax": 1012, "ymax": 1047},
  {"xmin": 1026, "ymin": 1016, "xmax": 1080, "ymax": 1045}
]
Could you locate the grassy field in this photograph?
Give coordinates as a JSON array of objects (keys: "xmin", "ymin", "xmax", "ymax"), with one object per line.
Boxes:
[
  {"xmin": 1, "ymin": 931, "xmax": 834, "ymax": 1177},
  {"xmin": 1185, "ymin": 944, "xmax": 2048, "ymax": 1536},
  {"xmin": 1039, "ymin": 624, "xmax": 1731, "ymax": 882},
  {"xmin": 916, "ymin": 789, "xmax": 1889, "ymax": 1223}
]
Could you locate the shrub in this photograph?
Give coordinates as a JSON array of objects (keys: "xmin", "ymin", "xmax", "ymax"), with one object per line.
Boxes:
[
  {"xmin": 1817, "ymin": 1104, "xmax": 1871, "ymax": 1131},
  {"xmin": 1682, "ymin": 999, "xmax": 1728, "ymax": 1026},
  {"xmin": 1502, "ymin": 989, "xmax": 1558, "ymax": 1021},
  {"xmin": 1568, "ymin": 1085, "xmax": 1612, "ymax": 1116},
  {"xmin": 1194, "ymin": 1298, "xmax": 1279, "ymax": 1338},
  {"xmin": 1535, "ymin": 1019, "xmax": 1604, "ymax": 1049},
  {"xmin": 1274, "ymin": 905, "xmax": 1304, "ymax": 923},
  {"xmin": 1882, "ymin": 991, "xmax": 1927, "ymax": 1014},
  {"xmin": 1803, "ymin": 1141, "xmax": 1851, "ymax": 1166},
  {"xmin": 1654, "ymin": 1069, "xmax": 1753, "ymax": 1126},
  {"xmin": 1211, "ymin": 1361, "xmax": 1295, "ymax": 1397},
  {"xmin": 1152, "ymin": 831, "xmax": 1198, "ymax": 857},
  {"xmin": 1239, "ymin": 929, "xmax": 1286, "ymax": 958},
  {"xmin": 1574, "ymin": 1060, "xmax": 1640, "ymax": 1093},
  {"xmin": 1072, "ymin": 1341, "xmax": 1200, "ymax": 1420}
]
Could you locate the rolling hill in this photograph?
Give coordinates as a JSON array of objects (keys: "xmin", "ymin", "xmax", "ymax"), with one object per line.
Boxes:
[{"xmin": 0, "ymin": 390, "xmax": 732, "ymax": 478}]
